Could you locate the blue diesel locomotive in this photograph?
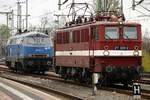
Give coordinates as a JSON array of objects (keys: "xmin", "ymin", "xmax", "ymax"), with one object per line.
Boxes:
[{"xmin": 5, "ymin": 32, "xmax": 53, "ymax": 74}]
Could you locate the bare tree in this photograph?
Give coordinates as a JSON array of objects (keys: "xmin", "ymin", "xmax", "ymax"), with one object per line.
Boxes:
[
  {"xmin": 94, "ymin": 0, "xmax": 120, "ymax": 12},
  {"xmin": 40, "ymin": 16, "xmax": 48, "ymax": 32}
]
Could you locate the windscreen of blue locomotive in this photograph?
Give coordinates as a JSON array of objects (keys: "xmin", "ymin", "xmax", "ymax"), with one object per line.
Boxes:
[{"xmin": 22, "ymin": 34, "xmax": 53, "ymax": 57}]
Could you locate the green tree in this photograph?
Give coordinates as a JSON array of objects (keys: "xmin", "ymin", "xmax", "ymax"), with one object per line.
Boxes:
[
  {"xmin": 0, "ymin": 24, "xmax": 10, "ymax": 39},
  {"xmin": 0, "ymin": 24, "xmax": 10, "ymax": 57}
]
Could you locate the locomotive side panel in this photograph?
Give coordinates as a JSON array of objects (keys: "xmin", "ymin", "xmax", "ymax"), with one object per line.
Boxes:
[
  {"xmin": 55, "ymin": 27, "xmax": 91, "ymax": 68},
  {"xmin": 56, "ymin": 56, "xmax": 89, "ymax": 68},
  {"xmin": 6, "ymin": 32, "xmax": 53, "ymax": 74}
]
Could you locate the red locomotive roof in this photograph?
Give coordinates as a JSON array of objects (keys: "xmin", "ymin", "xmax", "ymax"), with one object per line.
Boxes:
[
  {"xmin": 56, "ymin": 21, "xmax": 141, "ymax": 32},
  {"xmin": 95, "ymin": 21, "xmax": 141, "ymax": 26}
]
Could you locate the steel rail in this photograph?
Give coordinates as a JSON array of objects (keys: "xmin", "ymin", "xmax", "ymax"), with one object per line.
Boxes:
[
  {"xmin": 1, "ymin": 66, "xmax": 150, "ymax": 99},
  {"xmin": 0, "ymin": 74, "xmax": 83, "ymax": 100}
]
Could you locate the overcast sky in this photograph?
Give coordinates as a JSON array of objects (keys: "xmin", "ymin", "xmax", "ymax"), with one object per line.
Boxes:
[{"xmin": 0, "ymin": 0, "xmax": 150, "ymax": 33}]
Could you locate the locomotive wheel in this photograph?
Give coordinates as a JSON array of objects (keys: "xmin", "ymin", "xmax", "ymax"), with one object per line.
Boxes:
[
  {"xmin": 73, "ymin": 73, "xmax": 79, "ymax": 81},
  {"xmin": 15, "ymin": 63, "xmax": 18, "ymax": 73},
  {"xmin": 102, "ymin": 75, "xmax": 112, "ymax": 86},
  {"xmin": 122, "ymin": 81, "xmax": 128, "ymax": 88},
  {"xmin": 16, "ymin": 63, "xmax": 20, "ymax": 73},
  {"xmin": 18, "ymin": 63, "xmax": 23, "ymax": 73},
  {"xmin": 39, "ymin": 71, "xmax": 45, "ymax": 75},
  {"xmin": 24, "ymin": 66, "xmax": 30, "ymax": 73},
  {"xmin": 106, "ymin": 78, "xmax": 112, "ymax": 86},
  {"xmin": 10, "ymin": 62, "xmax": 16, "ymax": 72},
  {"xmin": 6, "ymin": 61, "xmax": 11, "ymax": 68},
  {"xmin": 60, "ymin": 67, "xmax": 68, "ymax": 80},
  {"xmin": 84, "ymin": 76, "xmax": 92, "ymax": 85},
  {"xmin": 55, "ymin": 67, "xmax": 60, "ymax": 74},
  {"xmin": 62, "ymin": 74, "xmax": 68, "ymax": 80},
  {"xmin": 83, "ymin": 71, "xmax": 92, "ymax": 84},
  {"xmin": 75, "ymin": 70, "xmax": 83, "ymax": 83},
  {"xmin": 42, "ymin": 71, "xmax": 45, "ymax": 75}
]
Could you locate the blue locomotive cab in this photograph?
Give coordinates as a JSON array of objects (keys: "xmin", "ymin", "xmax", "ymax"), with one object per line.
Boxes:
[{"xmin": 5, "ymin": 32, "xmax": 53, "ymax": 74}]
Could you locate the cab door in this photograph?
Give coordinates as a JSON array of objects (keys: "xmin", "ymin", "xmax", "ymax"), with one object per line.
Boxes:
[
  {"xmin": 16, "ymin": 38, "xmax": 22, "ymax": 62},
  {"xmin": 89, "ymin": 25, "xmax": 99, "ymax": 70}
]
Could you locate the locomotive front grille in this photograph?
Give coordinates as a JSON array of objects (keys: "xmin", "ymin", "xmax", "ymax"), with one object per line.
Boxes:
[{"xmin": 31, "ymin": 54, "xmax": 48, "ymax": 58}]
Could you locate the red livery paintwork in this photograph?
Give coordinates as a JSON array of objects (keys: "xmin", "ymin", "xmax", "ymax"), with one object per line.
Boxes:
[{"xmin": 54, "ymin": 20, "xmax": 143, "ymax": 85}]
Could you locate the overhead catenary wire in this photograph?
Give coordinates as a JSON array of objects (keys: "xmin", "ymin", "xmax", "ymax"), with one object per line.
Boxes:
[{"xmin": 138, "ymin": 4, "xmax": 150, "ymax": 13}]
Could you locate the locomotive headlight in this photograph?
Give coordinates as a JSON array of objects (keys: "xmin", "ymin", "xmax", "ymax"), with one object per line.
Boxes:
[
  {"xmin": 45, "ymin": 47, "xmax": 50, "ymax": 50},
  {"xmin": 119, "ymin": 21, "xmax": 123, "ymax": 25},
  {"xmin": 133, "ymin": 51, "xmax": 139, "ymax": 56}
]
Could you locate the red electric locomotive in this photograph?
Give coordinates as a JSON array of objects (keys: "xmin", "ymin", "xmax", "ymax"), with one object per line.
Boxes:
[{"xmin": 54, "ymin": 13, "xmax": 143, "ymax": 86}]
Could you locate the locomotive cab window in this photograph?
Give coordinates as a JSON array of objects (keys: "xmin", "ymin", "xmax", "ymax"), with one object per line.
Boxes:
[
  {"xmin": 23, "ymin": 37, "xmax": 51, "ymax": 45},
  {"xmin": 123, "ymin": 27, "xmax": 137, "ymax": 39},
  {"xmin": 39, "ymin": 37, "xmax": 52, "ymax": 45},
  {"xmin": 105, "ymin": 27, "xmax": 119, "ymax": 39}
]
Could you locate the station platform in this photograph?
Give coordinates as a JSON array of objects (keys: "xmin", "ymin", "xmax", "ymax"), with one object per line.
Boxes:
[{"xmin": 0, "ymin": 77, "xmax": 61, "ymax": 100}]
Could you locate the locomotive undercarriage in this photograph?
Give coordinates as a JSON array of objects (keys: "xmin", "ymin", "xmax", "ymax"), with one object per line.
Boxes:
[
  {"xmin": 55, "ymin": 65, "xmax": 143, "ymax": 87},
  {"xmin": 6, "ymin": 58, "xmax": 52, "ymax": 74},
  {"xmin": 102, "ymin": 66, "xmax": 143, "ymax": 87},
  {"xmin": 55, "ymin": 66, "xmax": 92, "ymax": 84}
]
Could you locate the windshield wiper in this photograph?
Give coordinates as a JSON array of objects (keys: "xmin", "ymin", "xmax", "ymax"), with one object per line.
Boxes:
[
  {"xmin": 124, "ymin": 34, "xmax": 129, "ymax": 39},
  {"xmin": 105, "ymin": 34, "xmax": 111, "ymax": 39}
]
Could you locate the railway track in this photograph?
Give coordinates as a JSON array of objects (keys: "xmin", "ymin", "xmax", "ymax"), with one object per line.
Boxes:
[
  {"xmin": 0, "ymin": 65, "xmax": 8, "ymax": 72},
  {"xmin": 137, "ymin": 79, "xmax": 150, "ymax": 85},
  {"xmin": 0, "ymin": 73, "xmax": 83, "ymax": 100},
  {"xmin": 143, "ymin": 72, "xmax": 150, "ymax": 78},
  {"xmin": 0, "ymin": 58, "xmax": 5, "ymax": 65},
  {"xmin": 0, "ymin": 66, "xmax": 83, "ymax": 99},
  {"xmin": 0, "ymin": 65, "xmax": 150, "ymax": 99}
]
